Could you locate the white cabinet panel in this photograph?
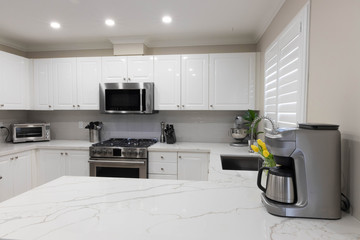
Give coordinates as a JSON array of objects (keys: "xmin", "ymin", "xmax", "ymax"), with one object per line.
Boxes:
[
  {"xmin": 0, "ymin": 51, "xmax": 28, "ymax": 110},
  {"xmin": 0, "ymin": 151, "xmax": 32, "ymax": 202},
  {"xmin": 76, "ymin": 57, "xmax": 101, "ymax": 110},
  {"xmin": 181, "ymin": 54, "xmax": 209, "ymax": 110},
  {"xmin": 53, "ymin": 58, "xmax": 77, "ymax": 110},
  {"xmin": 101, "ymin": 56, "xmax": 127, "ymax": 83},
  {"xmin": 149, "ymin": 152, "xmax": 177, "ymax": 163},
  {"xmin": 127, "ymin": 56, "xmax": 154, "ymax": 82},
  {"xmin": 209, "ymin": 53, "xmax": 255, "ymax": 110},
  {"xmin": 66, "ymin": 150, "xmax": 89, "ymax": 177},
  {"xmin": 149, "ymin": 162, "xmax": 177, "ymax": 175},
  {"xmin": 33, "ymin": 59, "xmax": 53, "ymax": 110},
  {"xmin": 178, "ymin": 152, "xmax": 209, "ymax": 181},
  {"xmin": 0, "ymin": 158, "xmax": 12, "ymax": 202},
  {"xmin": 37, "ymin": 150, "xmax": 65, "ymax": 186},
  {"xmin": 149, "ymin": 174, "xmax": 177, "ymax": 180},
  {"xmin": 154, "ymin": 55, "xmax": 181, "ymax": 110}
]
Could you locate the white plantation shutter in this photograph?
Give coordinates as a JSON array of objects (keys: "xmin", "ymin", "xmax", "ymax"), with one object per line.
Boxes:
[{"xmin": 264, "ymin": 4, "xmax": 309, "ymax": 128}]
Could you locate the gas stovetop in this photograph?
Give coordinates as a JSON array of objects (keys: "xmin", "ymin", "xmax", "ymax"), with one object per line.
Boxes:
[{"xmin": 90, "ymin": 138, "xmax": 157, "ymax": 159}]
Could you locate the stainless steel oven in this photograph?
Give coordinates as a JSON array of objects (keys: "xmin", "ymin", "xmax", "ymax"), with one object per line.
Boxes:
[{"xmin": 89, "ymin": 138, "xmax": 157, "ymax": 179}]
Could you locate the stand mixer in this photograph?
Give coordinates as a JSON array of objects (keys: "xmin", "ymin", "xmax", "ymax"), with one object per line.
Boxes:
[{"xmin": 230, "ymin": 116, "xmax": 248, "ymax": 147}]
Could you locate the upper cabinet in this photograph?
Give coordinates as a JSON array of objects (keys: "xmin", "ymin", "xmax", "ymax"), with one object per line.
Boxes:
[
  {"xmin": 33, "ymin": 59, "xmax": 53, "ymax": 110},
  {"xmin": 154, "ymin": 55, "xmax": 181, "ymax": 110},
  {"xmin": 181, "ymin": 54, "xmax": 209, "ymax": 110},
  {"xmin": 52, "ymin": 58, "xmax": 77, "ymax": 110},
  {"xmin": 76, "ymin": 57, "xmax": 101, "ymax": 110},
  {"xmin": 101, "ymin": 56, "xmax": 153, "ymax": 83},
  {"xmin": 209, "ymin": 53, "xmax": 255, "ymax": 110},
  {"xmin": 0, "ymin": 51, "xmax": 30, "ymax": 110}
]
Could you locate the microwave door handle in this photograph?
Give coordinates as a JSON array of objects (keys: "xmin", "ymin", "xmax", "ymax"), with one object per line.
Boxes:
[{"xmin": 140, "ymin": 89, "xmax": 143, "ymax": 112}]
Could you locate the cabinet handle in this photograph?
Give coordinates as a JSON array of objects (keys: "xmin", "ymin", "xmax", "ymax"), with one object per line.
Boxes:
[
  {"xmin": 161, "ymin": 168, "xmax": 164, "ymax": 171},
  {"xmin": 61, "ymin": 153, "xmax": 63, "ymax": 155},
  {"xmin": 15, "ymin": 156, "xmax": 18, "ymax": 160},
  {"xmin": 128, "ymin": 78, "xmax": 131, "ymax": 81},
  {"xmin": 177, "ymin": 105, "xmax": 180, "ymax": 108},
  {"xmin": 160, "ymin": 156, "xmax": 164, "ymax": 159},
  {"xmin": 182, "ymin": 105, "xmax": 185, "ymax": 108},
  {"xmin": 123, "ymin": 78, "xmax": 126, "ymax": 81},
  {"xmin": 73, "ymin": 105, "xmax": 75, "ymax": 108},
  {"xmin": 77, "ymin": 105, "xmax": 80, "ymax": 108},
  {"xmin": 178, "ymin": 156, "xmax": 182, "ymax": 159},
  {"xmin": 65, "ymin": 152, "xmax": 68, "ymax": 155},
  {"xmin": 0, "ymin": 104, "xmax": 4, "ymax": 107},
  {"xmin": 48, "ymin": 105, "xmax": 52, "ymax": 108},
  {"xmin": 0, "ymin": 176, "xmax": 2, "ymax": 180},
  {"xmin": 210, "ymin": 105, "xmax": 213, "ymax": 108},
  {"xmin": 10, "ymin": 157, "xmax": 14, "ymax": 160}
]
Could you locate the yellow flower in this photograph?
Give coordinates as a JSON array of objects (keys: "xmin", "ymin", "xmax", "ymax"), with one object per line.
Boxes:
[
  {"xmin": 263, "ymin": 150, "xmax": 270, "ymax": 158},
  {"xmin": 257, "ymin": 139, "xmax": 267, "ymax": 150},
  {"xmin": 251, "ymin": 145, "xmax": 259, "ymax": 152}
]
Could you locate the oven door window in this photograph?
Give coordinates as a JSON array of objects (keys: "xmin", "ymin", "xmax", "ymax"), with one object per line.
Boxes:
[
  {"xmin": 96, "ymin": 166, "xmax": 140, "ymax": 178},
  {"xmin": 105, "ymin": 89, "xmax": 145, "ymax": 111},
  {"xmin": 16, "ymin": 127, "xmax": 43, "ymax": 138}
]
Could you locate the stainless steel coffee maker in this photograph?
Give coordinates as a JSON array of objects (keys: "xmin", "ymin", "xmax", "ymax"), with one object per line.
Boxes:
[{"xmin": 259, "ymin": 123, "xmax": 341, "ymax": 219}]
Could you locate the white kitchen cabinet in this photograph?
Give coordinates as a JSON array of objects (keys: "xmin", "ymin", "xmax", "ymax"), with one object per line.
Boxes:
[
  {"xmin": 33, "ymin": 59, "xmax": 54, "ymax": 110},
  {"xmin": 36, "ymin": 149, "xmax": 89, "ymax": 186},
  {"xmin": 209, "ymin": 53, "xmax": 255, "ymax": 110},
  {"xmin": 127, "ymin": 56, "xmax": 154, "ymax": 82},
  {"xmin": 0, "ymin": 51, "xmax": 30, "ymax": 110},
  {"xmin": 178, "ymin": 152, "xmax": 209, "ymax": 181},
  {"xmin": 181, "ymin": 54, "xmax": 209, "ymax": 110},
  {"xmin": 0, "ymin": 151, "xmax": 32, "ymax": 202},
  {"xmin": 154, "ymin": 55, "xmax": 181, "ymax": 110},
  {"xmin": 101, "ymin": 56, "xmax": 153, "ymax": 83},
  {"xmin": 76, "ymin": 57, "xmax": 101, "ymax": 110},
  {"xmin": 52, "ymin": 58, "xmax": 77, "ymax": 110},
  {"xmin": 149, "ymin": 151, "xmax": 209, "ymax": 181}
]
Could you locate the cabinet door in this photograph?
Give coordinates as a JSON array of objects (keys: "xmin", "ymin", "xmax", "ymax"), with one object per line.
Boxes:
[
  {"xmin": 53, "ymin": 58, "xmax": 77, "ymax": 110},
  {"xmin": 209, "ymin": 53, "xmax": 255, "ymax": 110},
  {"xmin": 127, "ymin": 56, "xmax": 154, "ymax": 82},
  {"xmin": 77, "ymin": 57, "xmax": 101, "ymax": 110},
  {"xmin": 181, "ymin": 55, "xmax": 209, "ymax": 110},
  {"xmin": 178, "ymin": 152, "xmax": 209, "ymax": 181},
  {"xmin": 37, "ymin": 150, "xmax": 66, "ymax": 186},
  {"xmin": 101, "ymin": 56, "xmax": 127, "ymax": 83},
  {"xmin": 0, "ymin": 157, "xmax": 12, "ymax": 202},
  {"xmin": 12, "ymin": 152, "xmax": 32, "ymax": 196},
  {"xmin": 154, "ymin": 55, "xmax": 181, "ymax": 110},
  {"xmin": 0, "ymin": 51, "xmax": 27, "ymax": 109},
  {"xmin": 65, "ymin": 150, "xmax": 89, "ymax": 176},
  {"xmin": 33, "ymin": 59, "xmax": 54, "ymax": 110}
]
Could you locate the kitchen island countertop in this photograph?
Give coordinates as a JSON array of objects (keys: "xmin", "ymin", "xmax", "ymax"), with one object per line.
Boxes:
[{"xmin": 0, "ymin": 141, "xmax": 360, "ymax": 239}]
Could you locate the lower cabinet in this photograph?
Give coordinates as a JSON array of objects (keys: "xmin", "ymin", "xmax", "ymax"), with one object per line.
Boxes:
[
  {"xmin": 36, "ymin": 149, "xmax": 89, "ymax": 186},
  {"xmin": 0, "ymin": 151, "xmax": 32, "ymax": 202},
  {"xmin": 149, "ymin": 151, "xmax": 209, "ymax": 181}
]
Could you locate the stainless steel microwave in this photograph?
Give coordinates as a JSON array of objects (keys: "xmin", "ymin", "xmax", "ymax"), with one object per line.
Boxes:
[
  {"xmin": 99, "ymin": 82, "xmax": 157, "ymax": 114},
  {"xmin": 12, "ymin": 123, "xmax": 51, "ymax": 143}
]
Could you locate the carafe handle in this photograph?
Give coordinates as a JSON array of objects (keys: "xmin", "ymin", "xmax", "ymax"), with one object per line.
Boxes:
[{"xmin": 257, "ymin": 167, "xmax": 270, "ymax": 192}]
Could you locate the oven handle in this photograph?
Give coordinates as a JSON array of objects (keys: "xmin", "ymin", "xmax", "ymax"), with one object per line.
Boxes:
[{"xmin": 88, "ymin": 159, "xmax": 146, "ymax": 165}]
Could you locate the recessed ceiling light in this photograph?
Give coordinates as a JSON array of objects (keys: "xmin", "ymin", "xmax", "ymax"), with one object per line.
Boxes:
[
  {"xmin": 162, "ymin": 16, "xmax": 172, "ymax": 24},
  {"xmin": 105, "ymin": 19, "xmax": 115, "ymax": 26},
  {"xmin": 50, "ymin": 22, "xmax": 61, "ymax": 29}
]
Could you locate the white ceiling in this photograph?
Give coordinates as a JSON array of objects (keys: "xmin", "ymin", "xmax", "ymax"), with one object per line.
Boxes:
[{"xmin": 0, "ymin": 0, "xmax": 285, "ymax": 52}]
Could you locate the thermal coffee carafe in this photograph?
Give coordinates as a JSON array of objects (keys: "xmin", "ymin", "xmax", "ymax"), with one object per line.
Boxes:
[{"xmin": 258, "ymin": 123, "xmax": 341, "ymax": 219}]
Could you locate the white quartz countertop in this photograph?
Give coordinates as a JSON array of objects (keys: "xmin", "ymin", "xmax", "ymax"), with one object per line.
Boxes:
[
  {"xmin": 0, "ymin": 140, "xmax": 92, "ymax": 156},
  {"xmin": 0, "ymin": 141, "xmax": 360, "ymax": 239}
]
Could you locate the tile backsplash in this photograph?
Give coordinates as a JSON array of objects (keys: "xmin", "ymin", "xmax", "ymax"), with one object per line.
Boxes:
[
  {"xmin": 0, "ymin": 111, "xmax": 28, "ymax": 142},
  {"xmin": 26, "ymin": 110, "xmax": 247, "ymax": 143}
]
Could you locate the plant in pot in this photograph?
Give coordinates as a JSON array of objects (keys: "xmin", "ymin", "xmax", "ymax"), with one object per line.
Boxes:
[{"xmin": 243, "ymin": 109, "xmax": 263, "ymax": 140}]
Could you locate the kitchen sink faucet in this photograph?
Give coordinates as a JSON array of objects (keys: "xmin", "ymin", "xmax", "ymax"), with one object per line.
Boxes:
[{"xmin": 249, "ymin": 116, "xmax": 278, "ymax": 153}]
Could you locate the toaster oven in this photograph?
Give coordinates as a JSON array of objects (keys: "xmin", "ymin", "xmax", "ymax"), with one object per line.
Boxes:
[{"xmin": 12, "ymin": 123, "xmax": 50, "ymax": 143}]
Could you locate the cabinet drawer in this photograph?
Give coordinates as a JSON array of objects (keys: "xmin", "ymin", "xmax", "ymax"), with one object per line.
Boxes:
[
  {"xmin": 149, "ymin": 162, "xmax": 177, "ymax": 174},
  {"xmin": 149, "ymin": 152, "xmax": 177, "ymax": 163},
  {"xmin": 149, "ymin": 174, "xmax": 177, "ymax": 180}
]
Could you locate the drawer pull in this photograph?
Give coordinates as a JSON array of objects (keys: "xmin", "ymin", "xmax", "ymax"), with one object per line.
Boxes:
[
  {"xmin": 61, "ymin": 153, "xmax": 63, "ymax": 155},
  {"xmin": 15, "ymin": 156, "xmax": 18, "ymax": 160},
  {"xmin": 178, "ymin": 156, "xmax": 182, "ymax": 159},
  {"xmin": 161, "ymin": 168, "xmax": 164, "ymax": 171},
  {"xmin": 160, "ymin": 156, "xmax": 164, "ymax": 159}
]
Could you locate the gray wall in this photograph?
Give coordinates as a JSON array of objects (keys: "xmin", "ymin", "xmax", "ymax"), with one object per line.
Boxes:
[{"xmin": 27, "ymin": 110, "xmax": 246, "ymax": 143}]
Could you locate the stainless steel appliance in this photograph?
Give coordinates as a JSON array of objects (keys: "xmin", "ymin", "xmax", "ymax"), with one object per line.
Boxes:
[
  {"xmin": 230, "ymin": 116, "xmax": 248, "ymax": 147},
  {"xmin": 257, "ymin": 165, "xmax": 295, "ymax": 204},
  {"xmin": 89, "ymin": 138, "xmax": 157, "ymax": 178},
  {"xmin": 12, "ymin": 123, "xmax": 50, "ymax": 143},
  {"xmin": 100, "ymin": 82, "xmax": 157, "ymax": 114},
  {"xmin": 259, "ymin": 123, "xmax": 341, "ymax": 219}
]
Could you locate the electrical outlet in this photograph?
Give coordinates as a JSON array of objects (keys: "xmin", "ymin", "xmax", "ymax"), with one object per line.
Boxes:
[
  {"xmin": 78, "ymin": 121, "xmax": 84, "ymax": 129},
  {"xmin": 0, "ymin": 122, "xmax": 3, "ymax": 127}
]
